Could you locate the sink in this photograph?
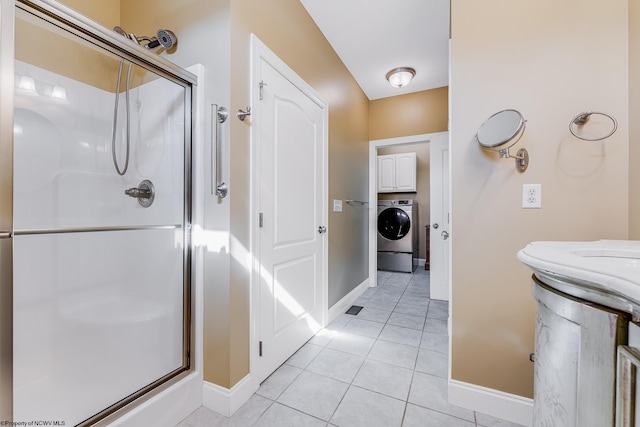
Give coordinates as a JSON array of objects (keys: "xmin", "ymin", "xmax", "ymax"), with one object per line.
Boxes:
[
  {"xmin": 518, "ymin": 240, "xmax": 640, "ymax": 317},
  {"xmin": 571, "ymin": 248, "xmax": 640, "ymax": 260}
]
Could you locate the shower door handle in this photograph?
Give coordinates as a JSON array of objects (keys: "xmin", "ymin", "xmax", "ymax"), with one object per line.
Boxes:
[
  {"xmin": 0, "ymin": 232, "xmax": 11, "ymax": 239},
  {"xmin": 212, "ymin": 104, "xmax": 229, "ymax": 198}
]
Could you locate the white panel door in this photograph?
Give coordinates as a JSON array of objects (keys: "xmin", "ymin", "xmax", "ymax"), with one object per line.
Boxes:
[
  {"xmin": 255, "ymin": 52, "xmax": 326, "ymax": 383},
  {"xmin": 429, "ymin": 134, "xmax": 450, "ymax": 301}
]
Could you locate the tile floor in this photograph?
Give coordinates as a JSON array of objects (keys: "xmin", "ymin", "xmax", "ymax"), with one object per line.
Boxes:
[{"xmin": 177, "ymin": 268, "xmax": 526, "ymax": 427}]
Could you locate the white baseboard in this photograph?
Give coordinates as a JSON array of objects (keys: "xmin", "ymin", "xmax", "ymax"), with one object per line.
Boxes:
[
  {"xmin": 108, "ymin": 372, "xmax": 202, "ymax": 427},
  {"xmin": 327, "ymin": 277, "xmax": 370, "ymax": 324},
  {"xmin": 202, "ymin": 374, "xmax": 259, "ymax": 417},
  {"xmin": 448, "ymin": 379, "xmax": 533, "ymax": 427}
]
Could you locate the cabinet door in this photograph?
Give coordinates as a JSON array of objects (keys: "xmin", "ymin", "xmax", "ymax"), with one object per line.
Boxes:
[
  {"xmin": 377, "ymin": 155, "xmax": 396, "ymax": 192},
  {"xmin": 395, "ymin": 152, "xmax": 416, "ymax": 191}
]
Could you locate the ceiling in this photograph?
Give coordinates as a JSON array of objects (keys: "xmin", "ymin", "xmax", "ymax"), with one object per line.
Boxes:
[{"xmin": 299, "ymin": 0, "xmax": 450, "ymax": 101}]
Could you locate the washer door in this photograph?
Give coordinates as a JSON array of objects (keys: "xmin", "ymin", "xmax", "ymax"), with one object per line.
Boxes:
[{"xmin": 378, "ymin": 207, "xmax": 411, "ymax": 241}]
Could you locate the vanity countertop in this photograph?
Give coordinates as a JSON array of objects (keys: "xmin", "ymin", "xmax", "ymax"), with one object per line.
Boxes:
[{"xmin": 517, "ymin": 240, "xmax": 640, "ymax": 316}]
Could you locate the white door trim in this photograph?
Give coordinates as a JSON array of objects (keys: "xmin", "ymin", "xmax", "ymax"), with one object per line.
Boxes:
[
  {"xmin": 368, "ymin": 132, "xmax": 449, "ymax": 287},
  {"xmin": 249, "ymin": 34, "xmax": 329, "ymax": 384}
]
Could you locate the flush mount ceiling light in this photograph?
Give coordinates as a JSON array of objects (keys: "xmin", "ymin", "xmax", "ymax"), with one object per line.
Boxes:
[{"xmin": 386, "ymin": 67, "xmax": 416, "ymax": 88}]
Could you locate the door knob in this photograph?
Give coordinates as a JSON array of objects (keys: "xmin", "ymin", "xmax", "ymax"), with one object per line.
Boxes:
[
  {"xmin": 318, "ymin": 226, "xmax": 327, "ymax": 234},
  {"xmin": 433, "ymin": 223, "xmax": 439, "ymax": 229},
  {"xmin": 441, "ymin": 230, "xmax": 449, "ymax": 240}
]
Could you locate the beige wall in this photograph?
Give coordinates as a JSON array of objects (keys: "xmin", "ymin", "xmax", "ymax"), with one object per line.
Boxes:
[
  {"xmin": 60, "ymin": 0, "xmax": 121, "ymax": 30},
  {"xmin": 371, "ymin": 88, "xmax": 448, "ymax": 264},
  {"xmin": 377, "ymin": 143, "xmax": 430, "ymax": 260},
  {"xmin": 16, "ymin": 2, "xmax": 122, "ymax": 92},
  {"xmin": 369, "ymin": 87, "xmax": 448, "ymax": 140},
  {"xmin": 630, "ymin": 1, "xmax": 640, "ymax": 238},
  {"xmin": 228, "ymin": 1, "xmax": 370, "ymax": 387},
  {"xmin": 451, "ymin": 0, "xmax": 629, "ymax": 398}
]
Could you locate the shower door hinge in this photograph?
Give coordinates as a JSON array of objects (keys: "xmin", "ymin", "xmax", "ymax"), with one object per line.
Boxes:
[
  {"xmin": 259, "ymin": 341, "xmax": 263, "ymax": 357},
  {"xmin": 259, "ymin": 80, "xmax": 267, "ymax": 100},
  {"xmin": 259, "ymin": 213, "xmax": 264, "ymax": 228}
]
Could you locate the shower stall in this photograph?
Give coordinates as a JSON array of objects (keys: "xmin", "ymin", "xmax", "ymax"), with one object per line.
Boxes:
[{"xmin": 0, "ymin": 0, "xmax": 196, "ymax": 425}]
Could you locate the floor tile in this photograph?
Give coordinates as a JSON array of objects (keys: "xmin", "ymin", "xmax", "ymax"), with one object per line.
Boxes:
[
  {"xmin": 420, "ymin": 331, "xmax": 449, "ymax": 354},
  {"xmin": 341, "ymin": 318, "xmax": 385, "ymax": 338},
  {"xmin": 176, "ymin": 271, "xmax": 528, "ymax": 427},
  {"xmin": 306, "ymin": 347, "xmax": 365, "ymax": 383},
  {"xmin": 423, "ymin": 318, "xmax": 447, "ymax": 335},
  {"xmin": 408, "ymin": 372, "xmax": 475, "ymax": 422},
  {"xmin": 254, "ymin": 402, "xmax": 326, "ymax": 427},
  {"xmin": 352, "ymin": 359, "xmax": 413, "ymax": 400},
  {"xmin": 402, "ymin": 404, "xmax": 475, "ymax": 427},
  {"xmin": 286, "ymin": 343, "xmax": 324, "ymax": 369},
  {"xmin": 387, "ymin": 312, "xmax": 426, "ymax": 330},
  {"xmin": 356, "ymin": 307, "xmax": 392, "ymax": 323},
  {"xmin": 277, "ymin": 371, "xmax": 349, "ymax": 421},
  {"xmin": 409, "ymin": 272, "xmax": 430, "ymax": 282},
  {"xmin": 476, "ymin": 412, "xmax": 528, "ymax": 427},
  {"xmin": 308, "ymin": 328, "xmax": 339, "ymax": 347},
  {"xmin": 330, "ymin": 386, "xmax": 406, "ymax": 427},
  {"xmin": 256, "ymin": 364, "xmax": 303, "ymax": 400},
  {"xmin": 413, "ymin": 268, "xmax": 430, "ymax": 276},
  {"xmin": 377, "ymin": 271, "xmax": 392, "ymax": 284},
  {"xmin": 326, "ymin": 314, "xmax": 352, "ymax": 331},
  {"xmin": 228, "ymin": 394, "xmax": 273, "ymax": 426},
  {"xmin": 352, "ymin": 295, "xmax": 372, "ymax": 306},
  {"xmin": 427, "ymin": 300, "xmax": 449, "ymax": 320},
  {"xmin": 370, "ymin": 291, "xmax": 402, "ymax": 303},
  {"xmin": 363, "ymin": 287, "xmax": 379, "ymax": 298},
  {"xmin": 403, "ymin": 287, "xmax": 431, "ymax": 298},
  {"xmin": 393, "ymin": 302, "xmax": 429, "ymax": 317},
  {"xmin": 367, "ymin": 339, "xmax": 418, "ymax": 370},
  {"xmin": 379, "ymin": 324, "xmax": 422, "ymax": 347},
  {"xmin": 415, "ymin": 349, "xmax": 448, "ymax": 378},
  {"xmin": 365, "ymin": 298, "xmax": 398, "ymax": 312},
  {"xmin": 399, "ymin": 295, "xmax": 431, "ymax": 308},
  {"xmin": 180, "ymin": 407, "xmax": 221, "ymax": 427},
  {"xmin": 384, "ymin": 273, "xmax": 413, "ymax": 287},
  {"xmin": 326, "ymin": 331, "xmax": 376, "ymax": 357}
]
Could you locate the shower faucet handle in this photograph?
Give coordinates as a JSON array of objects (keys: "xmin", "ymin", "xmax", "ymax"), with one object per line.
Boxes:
[
  {"xmin": 124, "ymin": 180, "xmax": 155, "ymax": 208},
  {"xmin": 124, "ymin": 187, "xmax": 151, "ymax": 198}
]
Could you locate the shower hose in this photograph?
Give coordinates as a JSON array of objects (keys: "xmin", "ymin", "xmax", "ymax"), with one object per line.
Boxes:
[{"xmin": 111, "ymin": 59, "xmax": 131, "ymax": 176}]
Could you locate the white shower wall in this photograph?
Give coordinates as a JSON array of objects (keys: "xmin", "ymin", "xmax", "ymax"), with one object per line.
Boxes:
[
  {"xmin": 12, "ymin": 59, "xmax": 188, "ymax": 425},
  {"xmin": 13, "ymin": 60, "xmax": 185, "ymax": 230}
]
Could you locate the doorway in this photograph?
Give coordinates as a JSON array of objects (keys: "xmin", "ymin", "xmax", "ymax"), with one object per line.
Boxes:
[{"xmin": 368, "ymin": 132, "xmax": 449, "ymax": 301}]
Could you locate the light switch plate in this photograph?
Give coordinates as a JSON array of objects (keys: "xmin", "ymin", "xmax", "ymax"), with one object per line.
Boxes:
[{"xmin": 333, "ymin": 199, "xmax": 343, "ymax": 212}]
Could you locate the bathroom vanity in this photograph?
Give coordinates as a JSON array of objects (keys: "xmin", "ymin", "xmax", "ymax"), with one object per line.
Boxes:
[{"xmin": 518, "ymin": 240, "xmax": 640, "ymax": 427}]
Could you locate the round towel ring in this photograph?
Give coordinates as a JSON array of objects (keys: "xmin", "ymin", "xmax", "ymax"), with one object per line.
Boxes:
[{"xmin": 569, "ymin": 111, "xmax": 618, "ymax": 141}]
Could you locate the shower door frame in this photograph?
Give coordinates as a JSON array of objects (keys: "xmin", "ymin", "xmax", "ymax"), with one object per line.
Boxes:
[{"xmin": 2, "ymin": 0, "xmax": 198, "ymax": 424}]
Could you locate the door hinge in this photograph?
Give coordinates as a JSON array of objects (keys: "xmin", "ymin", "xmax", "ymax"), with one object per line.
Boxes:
[
  {"xmin": 259, "ymin": 341, "xmax": 263, "ymax": 357},
  {"xmin": 259, "ymin": 80, "xmax": 267, "ymax": 100},
  {"xmin": 259, "ymin": 213, "xmax": 264, "ymax": 228}
]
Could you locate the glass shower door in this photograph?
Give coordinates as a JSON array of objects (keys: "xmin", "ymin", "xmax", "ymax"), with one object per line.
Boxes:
[{"xmin": 12, "ymin": 5, "xmax": 191, "ymax": 425}]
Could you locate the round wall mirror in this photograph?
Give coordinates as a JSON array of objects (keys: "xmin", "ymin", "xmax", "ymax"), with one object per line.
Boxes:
[
  {"xmin": 476, "ymin": 109, "xmax": 525, "ymax": 150},
  {"xmin": 476, "ymin": 109, "xmax": 529, "ymax": 172}
]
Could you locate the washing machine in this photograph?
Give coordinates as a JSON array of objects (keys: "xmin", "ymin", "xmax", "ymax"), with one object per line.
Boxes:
[{"xmin": 377, "ymin": 199, "xmax": 418, "ymax": 273}]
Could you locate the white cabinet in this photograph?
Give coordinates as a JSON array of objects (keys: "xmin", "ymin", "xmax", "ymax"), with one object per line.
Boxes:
[{"xmin": 377, "ymin": 152, "xmax": 416, "ymax": 193}]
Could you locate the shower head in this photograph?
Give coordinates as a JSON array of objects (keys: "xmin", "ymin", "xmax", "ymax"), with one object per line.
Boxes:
[
  {"xmin": 146, "ymin": 29, "xmax": 177, "ymax": 49},
  {"xmin": 113, "ymin": 26, "xmax": 128, "ymax": 38}
]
